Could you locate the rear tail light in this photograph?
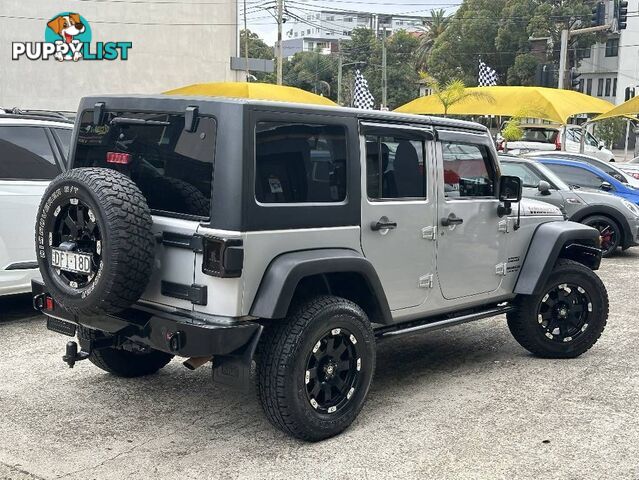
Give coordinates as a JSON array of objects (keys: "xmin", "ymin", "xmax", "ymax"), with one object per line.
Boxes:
[
  {"xmin": 497, "ymin": 140, "xmax": 504, "ymax": 151},
  {"xmin": 202, "ymin": 236, "xmax": 243, "ymax": 278},
  {"xmin": 554, "ymin": 135, "xmax": 561, "ymax": 151},
  {"xmin": 45, "ymin": 296, "xmax": 54, "ymax": 311},
  {"xmin": 106, "ymin": 151, "xmax": 132, "ymax": 165},
  {"xmin": 632, "ymin": 172, "xmax": 639, "ymax": 180}
]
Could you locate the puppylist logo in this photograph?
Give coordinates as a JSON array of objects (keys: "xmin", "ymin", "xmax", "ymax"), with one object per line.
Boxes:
[{"xmin": 12, "ymin": 13, "xmax": 132, "ymax": 62}]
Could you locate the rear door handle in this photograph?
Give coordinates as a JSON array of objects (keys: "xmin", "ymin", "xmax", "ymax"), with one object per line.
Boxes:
[
  {"xmin": 371, "ymin": 217, "xmax": 397, "ymax": 231},
  {"xmin": 441, "ymin": 213, "xmax": 463, "ymax": 227}
]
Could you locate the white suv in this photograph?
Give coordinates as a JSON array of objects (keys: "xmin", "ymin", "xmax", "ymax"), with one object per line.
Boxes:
[{"xmin": 0, "ymin": 111, "xmax": 72, "ymax": 295}]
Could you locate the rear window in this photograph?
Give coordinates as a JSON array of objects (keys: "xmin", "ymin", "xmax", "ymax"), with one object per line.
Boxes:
[
  {"xmin": 520, "ymin": 128, "xmax": 559, "ymax": 144},
  {"xmin": 74, "ymin": 111, "xmax": 216, "ymax": 218}
]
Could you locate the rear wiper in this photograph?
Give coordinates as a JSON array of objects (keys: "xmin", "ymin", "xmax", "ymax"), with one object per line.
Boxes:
[{"xmin": 110, "ymin": 117, "xmax": 170, "ymax": 126}]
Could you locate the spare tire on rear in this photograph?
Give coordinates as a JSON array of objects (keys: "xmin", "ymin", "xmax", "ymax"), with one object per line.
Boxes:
[{"xmin": 35, "ymin": 167, "xmax": 155, "ymax": 316}]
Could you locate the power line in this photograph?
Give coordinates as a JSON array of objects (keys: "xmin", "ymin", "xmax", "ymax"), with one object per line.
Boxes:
[{"xmin": 0, "ymin": 13, "xmax": 275, "ymax": 25}]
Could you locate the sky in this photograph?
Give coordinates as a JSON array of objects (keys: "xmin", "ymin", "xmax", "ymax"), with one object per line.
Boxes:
[{"xmin": 241, "ymin": 0, "xmax": 461, "ymax": 45}]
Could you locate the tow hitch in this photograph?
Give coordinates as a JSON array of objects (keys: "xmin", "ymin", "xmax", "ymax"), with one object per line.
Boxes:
[
  {"xmin": 62, "ymin": 335, "xmax": 119, "ymax": 368},
  {"xmin": 63, "ymin": 341, "xmax": 89, "ymax": 368}
]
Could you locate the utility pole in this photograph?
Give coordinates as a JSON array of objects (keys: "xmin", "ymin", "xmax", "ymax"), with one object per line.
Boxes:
[
  {"xmin": 558, "ymin": 24, "xmax": 613, "ymax": 89},
  {"xmin": 276, "ymin": 0, "xmax": 284, "ymax": 85},
  {"xmin": 243, "ymin": 0, "xmax": 249, "ymax": 82},
  {"xmin": 337, "ymin": 39, "xmax": 343, "ymax": 105},
  {"xmin": 381, "ymin": 26, "xmax": 387, "ymax": 110}
]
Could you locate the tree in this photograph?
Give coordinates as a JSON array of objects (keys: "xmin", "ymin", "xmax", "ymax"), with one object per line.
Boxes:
[
  {"xmin": 422, "ymin": 74, "xmax": 495, "ymax": 116},
  {"xmin": 507, "ymin": 53, "xmax": 539, "ymax": 85},
  {"xmin": 283, "ymin": 51, "xmax": 338, "ymax": 100},
  {"xmin": 416, "ymin": 9, "xmax": 450, "ymax": 69},
  {"xmin": 595, "ymin": 118, "xmax": 627, "ymax": 149},
  {"xmin": 239, "ymin": 29, "xmax": 275, "ymax": 82}
]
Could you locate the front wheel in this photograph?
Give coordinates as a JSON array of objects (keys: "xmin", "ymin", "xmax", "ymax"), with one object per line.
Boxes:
[
  {"xmin": 256, "ymin": 295, "xmax": 376, "ymax": 441},
  {"xmin": 582, "ymin": 215, "xmax": 621, "ymax": 257},
  {"xmin": 507, "ymin": 259, "xmax": 608, "ymax": 358}
]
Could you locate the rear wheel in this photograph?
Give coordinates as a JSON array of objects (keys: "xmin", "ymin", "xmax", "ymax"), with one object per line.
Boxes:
[
  {"xmin": 256, "ymin": 295, "xmax": 376, "ymax": 441},
  {"xmin": 507, "ymin": 259, "xmax": 608, "ymax": 358},
  {"xmin": 582, "ymin": 215, "xmax": 621, "ymax": 257},
  {"xmin": 78, "ymin": 327, "xmax": 173, "ymax": 377}
]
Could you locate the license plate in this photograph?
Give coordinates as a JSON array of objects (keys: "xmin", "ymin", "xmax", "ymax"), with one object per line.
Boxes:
[{"xmin": 51, "ymin": 249, "xmax": 92, "ymax": 274}]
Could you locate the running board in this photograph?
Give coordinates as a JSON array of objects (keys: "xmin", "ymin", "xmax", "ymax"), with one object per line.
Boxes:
[{"xmin": 375, "ymin": 304, "xmax": 514, "ymax": 339}]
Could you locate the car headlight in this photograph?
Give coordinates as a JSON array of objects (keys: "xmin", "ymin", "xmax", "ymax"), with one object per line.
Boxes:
[{"xmin": 621, "ymin": 199, "xmax": 639, "ymax": 217}]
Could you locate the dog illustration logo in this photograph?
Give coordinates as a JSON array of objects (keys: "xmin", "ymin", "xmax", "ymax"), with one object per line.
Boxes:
[{"xmin": 45, "ymin": 12, "xmax": 92, "ymax": 61}]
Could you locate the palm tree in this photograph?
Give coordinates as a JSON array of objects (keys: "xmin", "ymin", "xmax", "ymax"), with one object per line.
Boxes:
[
  {"xmin": 417, "ymin": 9, "xmax": 449, "ymax": 69},
  {"xmin": 421, "ymin": 74, "xmax": 495, "ymax": 117}
]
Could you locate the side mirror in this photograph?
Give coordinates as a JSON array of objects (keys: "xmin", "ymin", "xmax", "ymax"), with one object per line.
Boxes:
[
  {"xmin": 538, "ymin": 180, "xmax": 551, "ymax": 195},
  {"xmin": 600, "ymin": 181, "xmax": 613, "ymax": 191},
  {"xmin": 499, "ymin": 175, "xmax": 523, "ymax": 202},
  {"xmin": 598, "ymin": 141, "xmax": 605, "ymax": 150}
]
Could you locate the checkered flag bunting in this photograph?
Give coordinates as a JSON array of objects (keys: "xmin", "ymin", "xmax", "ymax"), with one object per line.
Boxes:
[
  {"xmin": 353, "ymin": 70, "xmax": 375, "ymax": 109},
  {"xmin": 478, "ymin": 60, "xmax": 498, "ymax": 87}
]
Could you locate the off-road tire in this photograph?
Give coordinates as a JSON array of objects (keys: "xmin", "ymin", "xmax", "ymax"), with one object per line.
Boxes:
[
  {"xmin": 35, "ymin": 168, "xmax": 155, "ymax": 316},
  {"xmin": 507, "ymin": 259, "xmax": 608, "ymax": 358},
  {"xmin": 256, "ymin": 295, "xmax": 376, "ymax": 442},
  {"xmin": 78, "ymin": 327, "xmax": 173, "ymax": 377},
  {"xmin": 582, "ymin": 214, "xmax": 621, "ymax": 257}
]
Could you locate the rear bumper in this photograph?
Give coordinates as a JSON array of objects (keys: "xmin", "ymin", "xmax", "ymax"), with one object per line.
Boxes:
[{"xmin": 31, "ymin": 280, "xmax": 261, "ymax": 358}]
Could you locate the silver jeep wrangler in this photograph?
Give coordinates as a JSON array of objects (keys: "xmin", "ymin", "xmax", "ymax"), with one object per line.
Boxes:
[{"xmin": 33, "ymin": 96, "xmax": 608, "ymax": 441}]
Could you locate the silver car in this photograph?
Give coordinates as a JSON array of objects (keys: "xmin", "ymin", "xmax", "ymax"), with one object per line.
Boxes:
[{"xmin": 501, "ymin": 155, "xmax": 639, "ymax": 257}]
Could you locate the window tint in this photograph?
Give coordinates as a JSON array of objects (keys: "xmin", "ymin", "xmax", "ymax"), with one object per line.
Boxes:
[
  {"xmin": 520, "ymin": 128, "xmax": 558, "ymax": 143},
  {"xmin": 52, "ymin": 128, "xmax": 72, "ymax": 161},
  {"xmin": 74, "ymin": 111, "xmax": 215, "ymax": 218},
  {"xmin": 366, "ymin": 134, "xmax": 426, "ymax": 199},
  {"xmin": 500, "ymin": 162, "xmax": 544, "ymax": 188},
  {"xmin": 545, "ymin": 164, "xmax": 605, "ymax": 190},
  {"xmin": 255, "ymin": 122, "xmax": 347, "ymax": 203},
  {"xmin": 442, "ymin": 142, "xmax": 496, "ymax": 198},
  {"xmin": 0, "ymin": 126, "xmax": 59, "ymax": 180}
]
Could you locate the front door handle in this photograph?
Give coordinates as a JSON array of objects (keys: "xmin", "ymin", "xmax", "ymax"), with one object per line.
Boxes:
[
  {"xmin": 371, "ymin": 216, "xmax": 397, "ymax": 231},
  {"xmin": 441, "ymin": 213, "xmax": 464, "ymax": 227}
]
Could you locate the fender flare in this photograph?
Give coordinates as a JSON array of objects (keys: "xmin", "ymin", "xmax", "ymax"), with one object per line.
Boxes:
[
  {"xmin": 249, "ymin": 248, "xmax": 393, "ymax": 324},
  {"xmin": 569, "ymin": 204, "xmax": 633, "ymax": 248},
  {"xmin": 514, "ymin": 221, "xmax": 601, "ymax": 295}
]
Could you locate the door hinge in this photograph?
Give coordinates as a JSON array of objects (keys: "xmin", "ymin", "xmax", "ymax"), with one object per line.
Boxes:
[
  {"xmin": 419, "ymin": 274, "xmax": 434, "ymax": 288},
  {"xmin": 495, "ymin": 263, "xmax": 507, "ymax": 276},
  {"xmin": 422, "ymin": 226, "xmax": 437, "ymax": 240},
  {"xmin": 498, "ymin": 220, "xmax": 509, "ymax": 233}
]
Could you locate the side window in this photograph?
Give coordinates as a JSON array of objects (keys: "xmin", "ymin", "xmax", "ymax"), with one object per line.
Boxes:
[
  {"xmin": 0, "ymin": 126, "xmax": 59, "ymax": 180},
  {"xmin": 442, "ymin": 142, "xmax": 496, "ymax": 198},
  {"xmin": 366, "ymin": 134, "xmax": 426, "ymax": 199},
  {"xmin": 255, "ymin": 122, "xmax": 347, "ymax": 203},
  {"xmin": 500, "ymin": 162, "xmax": 544, "ymax": 188},
  {"xmin": 546, "ymin": 164, "xmax": 605, "ymax": 189}
]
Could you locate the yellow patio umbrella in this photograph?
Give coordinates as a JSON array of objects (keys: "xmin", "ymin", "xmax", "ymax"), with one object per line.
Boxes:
[
  {"xmin": 592, "ymin": 95, "xmax": 639, "ymax": 121},
  {"xmin": 163, "ymin": 82, "xmax": 337, "ymax": 107},
  {"xmin": 395, "ymin": 86, "xmax": 614, "ymax": 124}
]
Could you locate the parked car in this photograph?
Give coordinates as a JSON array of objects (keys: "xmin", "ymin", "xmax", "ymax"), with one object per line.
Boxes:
[
  {"xmin": 33, "ymin": 95, "xmax": 608, "ymax": 441},
  {"xmin": 497, "ymin": 124, "xmax": 614, "ymax": 161},
  {"xmin": 525, "ymin": 151, "xmax": 639, "ymax": 188},
  {"xmin": 617, "ymin": 156, "xmax": 639, "ymax": 180},
  {"xmin": 500, "ymin": 156, "xmax": 639, "ymax": 256},
  {"xmin": 0, "ymin": 111, "xmax": 72, "ymax": 296},
  {"xmin": 537, "ymin": 157, "xmax": 639, "ymax": 205}
]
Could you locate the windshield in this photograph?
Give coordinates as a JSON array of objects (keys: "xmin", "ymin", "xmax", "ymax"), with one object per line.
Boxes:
[
  {"xmin": 74, "ymin": 110, "xmax": 216, "ymax": 218},
  {"xmin": 534, "ymin": 161, "xmax": 571, "ymax": 190},
  {"xmin": 501, "ymin": 160, "xmax": 570, "ymax": 190}
]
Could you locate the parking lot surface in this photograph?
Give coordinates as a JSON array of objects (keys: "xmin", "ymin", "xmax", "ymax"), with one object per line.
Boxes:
[{"xmin": 1, "ymin": 252, "xmax": 638, "ymax": 480}]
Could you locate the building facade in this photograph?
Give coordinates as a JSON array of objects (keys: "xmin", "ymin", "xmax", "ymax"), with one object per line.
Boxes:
[
  {"xmin": 282, "ymin": 10, "xmax": 426, "ymax": 57},
  {"xmin": 576, "ymin": 0, "xmax": 639, "ymax": 105},
  {"xmin": 0, "ymin": 0, "xmax": 239, "ymax": 111}
]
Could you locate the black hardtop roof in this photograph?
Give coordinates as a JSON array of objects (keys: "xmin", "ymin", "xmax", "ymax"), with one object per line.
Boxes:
[{"xmin": 77, "ymin": 94, "xmax": 489, "ymax": 134}]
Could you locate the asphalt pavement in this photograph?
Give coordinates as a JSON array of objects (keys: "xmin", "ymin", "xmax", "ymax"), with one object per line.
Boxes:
[{"xmin": 1, "ymin": 252, "xmax": 638, "ymax": 480}]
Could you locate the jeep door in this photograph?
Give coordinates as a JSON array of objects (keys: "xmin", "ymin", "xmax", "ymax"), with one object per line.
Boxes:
[
  {"xmin": 360, "ymin": 124, "xmax": 437, "ymax": 311},
  {"xmin": 435, "ymin": 132, "xmax": 505, "ymax": 299}
]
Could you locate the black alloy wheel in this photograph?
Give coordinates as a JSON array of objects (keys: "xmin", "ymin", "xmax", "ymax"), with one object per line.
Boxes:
[
  {"xmin": 304, "ymin": 328, "xmax": 362, "ymax": 415},
  {"xmin": 583, "ymin": 216, "xmax": 620, "ymax": 257},
  {"xmin": 51, "ymin": 198, "xmax": 102, "ymax": 289},
  {"xmin": 537, "ymin": 282, "xmax": 591, "ymax": 344}
]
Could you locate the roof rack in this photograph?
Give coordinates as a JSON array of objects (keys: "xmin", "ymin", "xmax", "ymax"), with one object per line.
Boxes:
[{"xmin": 0, "ymin": 107, "xmax": 74, "ymax": 123}]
